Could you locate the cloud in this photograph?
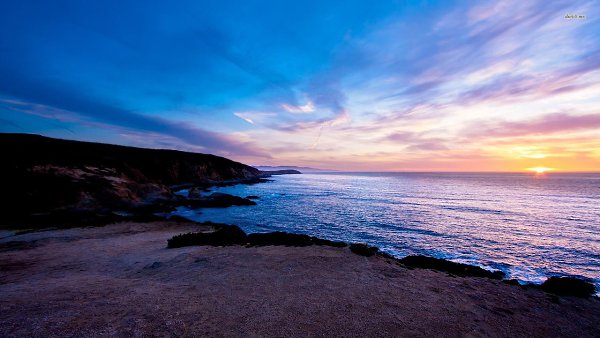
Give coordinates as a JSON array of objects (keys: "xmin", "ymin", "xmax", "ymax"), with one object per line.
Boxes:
[
  {"xmin": 1, "ymin": 0, "xmax": 599, "ymax": 170},
  {"xmin": 466, "ymin": 112, "xmax": 600, "ymax": 139},
  {"xmin": 233, "ymin": 112, "xmax": 255, "ymax": 124},
  {"xmin": 384, "ymin": 131, "xmax": 449, "ymax": 152},
  {"xmin": 326, "ymin": 0, "xmax": 598, "ymax": 114},
  {"xmin": 270, "ymin": 109, "xmax": 349, "ymax": 132},
  {"xmin": 281, "ymin": 101, "xmax": 315, "ymax": 113},
  {"xmin": 0, "ymin": 72, "xmax": 270, "ymax": 158},
  {"xmin": 192, "ymin": 27, "xmax": 294, "ymax": 95}
]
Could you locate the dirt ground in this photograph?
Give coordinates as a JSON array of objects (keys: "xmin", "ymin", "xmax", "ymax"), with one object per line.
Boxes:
[{"xmin": 1, "ymin": 221, "xmax": 599, "ymax": 337}]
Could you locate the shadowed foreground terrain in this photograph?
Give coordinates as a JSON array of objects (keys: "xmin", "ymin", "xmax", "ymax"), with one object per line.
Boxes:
[{"xmin": 1, "ymin": 221, "xmax": 599, "ymax": 337}]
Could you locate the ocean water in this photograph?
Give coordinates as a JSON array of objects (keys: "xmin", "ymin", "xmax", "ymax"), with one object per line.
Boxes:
[{"xmin": 175, "ymin": 172, "xmax": 600, "ymax": 287}]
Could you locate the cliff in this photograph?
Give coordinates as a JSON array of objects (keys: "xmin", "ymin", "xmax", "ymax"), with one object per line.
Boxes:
[{"xmin": 0, "ymin": 133, "xmax": 263, "ymax": 225}]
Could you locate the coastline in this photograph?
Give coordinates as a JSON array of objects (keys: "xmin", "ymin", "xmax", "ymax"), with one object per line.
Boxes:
[
  {"xmin": 2, "ymin": 134, "xmax": 598, "ymax": 336},
  {"xmin": 2, "ymin": 219, "xmax": 599, "ymax": 337},
  {"xmin": 181, "ymin": 171, "xmax": 600, "ymax": 291}
]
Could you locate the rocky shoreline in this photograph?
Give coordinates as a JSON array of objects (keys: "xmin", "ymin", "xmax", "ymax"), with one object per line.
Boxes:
[
  {"xmin": 2, "ymin": 220, "xmax": 599, "ymax": 337},
  {"xmin": 2, "ymin": 133, "xmax": 599, "ymax": 336},
  {"xmin": 162, "ymin": 219, "xmax": 597, "ymax": 298},
  {"xmin": 2, "ymin": 133, "xmax": 597, "ymax": 297}
]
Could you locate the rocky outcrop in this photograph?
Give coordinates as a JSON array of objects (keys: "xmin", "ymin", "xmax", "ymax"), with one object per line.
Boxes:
[
  {"xmin": 246, "ymin": 232, "xmax": 347, "ymax": 247},
  {"xmin": 168, "ymin": 224, "xmax": 597, "ymax": 297},
  {"xmin": 349, "ymin": 243, "xmax": 380, "ymax": 257},
  {"xmin": 399, "ymin": 255, "xmax": 506, "ymax": 280},
  {"xmin": 174, "ymin": 193, "xmax": 257, "ymax": 208},
  {"xmin": 259, "ymin": 169, "xmax": 302, "ymax": 175},
  {"xmin": 167, "ymin": 225, "xmax": 347, "ymax": 248},
  {"xmin": 168, "ymin": 223, "xmax": 248, "ymax": 248},
  {"xmin": 540, "ymin": 276, "xmax": 597, "ymax": 297},
  {"xmin": 0, "ymin": 133, "xmax": 262, "ymax": 226}
]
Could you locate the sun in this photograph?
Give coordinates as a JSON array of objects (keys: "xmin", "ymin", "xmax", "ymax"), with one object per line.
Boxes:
[{"xmin": 527, "ymin": 167, "xmax": 553, "ymax": 174}]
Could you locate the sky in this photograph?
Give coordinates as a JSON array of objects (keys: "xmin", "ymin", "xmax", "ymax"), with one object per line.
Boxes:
[{"xmin": 1, "ymin": 0, "xmax": 599, "ymax": 171}]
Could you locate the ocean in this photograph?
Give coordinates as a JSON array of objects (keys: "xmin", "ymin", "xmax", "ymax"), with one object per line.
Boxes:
[{"xmin": 174, "ymin": 172, "xmax": 600, "ymax": 288}]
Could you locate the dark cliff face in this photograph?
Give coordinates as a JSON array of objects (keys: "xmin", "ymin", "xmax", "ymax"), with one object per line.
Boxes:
[
  {"xmin": 1, "ymin": 134, "xmax": 260, "ymax": 183},
  {"xmin": 0, "ymin": 133, "xmax": 262, "ymax": 218}
]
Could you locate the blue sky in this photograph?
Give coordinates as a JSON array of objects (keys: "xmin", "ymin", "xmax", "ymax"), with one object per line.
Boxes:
[{"xmin": 1, "ymin": 0, "xmax": 599, "ymax": 170}]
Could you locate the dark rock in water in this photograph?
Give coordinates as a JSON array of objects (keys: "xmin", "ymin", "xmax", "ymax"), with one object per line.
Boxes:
[
  {"xmin": 399, "ymin": 255, "xmax": 505, "ymax": 280},
  {"xmin": 207, "ymin": 193, "xmax": 257, "ymax": 207},
  {"xmin": 247, "ymin": 232, "xmax": 347, "ymax": 247},
  {"xmin": 212, "ymin": 177, "xmax": 272, "ymax": 187},
  {"xmin": 167, "ymin": 224, "xmax": 247, "ymax": 248},
  {"xmin": 350, "ymin": 243, "xmax": 379, "ymax": 257},
  {"xmin": 187, "ymin": 187, "xmax": 207, "ymax": 198},
  {"xmin": 260, "ymin": 169, "xmax": 302, "ymax": 175},
  {"xmin": 176, "ymin": 193, "xmax": 256, "ymax": 208},
  {"xmin": 246, "ymin": 195, "xmax": 260, "ymax": 200},
  {"xmin": 208, "ymin": 192, "xmax": 229, "ymax": 198},
  {"xmin": 540, "ymin": 276, "xmax": 596, "ymax": 297}
]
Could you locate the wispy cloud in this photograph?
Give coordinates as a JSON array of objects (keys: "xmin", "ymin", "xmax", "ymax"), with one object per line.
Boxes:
[
  {"xmin": 0, "ymin": 93, "xmax": 269, "ymax": 158},
  {"xmin": 1, "ymin": 0, "xmax": 599, "ymax": 170},
  {"xmin": 466, "ymin": 112, "xmax": 600, "ymax": 139}
]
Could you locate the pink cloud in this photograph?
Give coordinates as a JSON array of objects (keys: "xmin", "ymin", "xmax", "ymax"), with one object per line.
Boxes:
[{"xmin": 466, "ymin": 112, "xmax": 600, "ymax": 138}]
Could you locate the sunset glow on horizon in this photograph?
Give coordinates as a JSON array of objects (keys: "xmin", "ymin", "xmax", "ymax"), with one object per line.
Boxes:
[
  {"xmin": 527, "ymin": 167, "xmax": 554, "ymax": 174},
  {"xmin": 1, "ymin": 0, "xmax": 599, "ymax": 172}
]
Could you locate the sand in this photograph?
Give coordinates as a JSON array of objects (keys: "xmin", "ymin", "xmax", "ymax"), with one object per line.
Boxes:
[{"xmin": 1, "ymin": 221, "xmax": 599, "ymax": 337}]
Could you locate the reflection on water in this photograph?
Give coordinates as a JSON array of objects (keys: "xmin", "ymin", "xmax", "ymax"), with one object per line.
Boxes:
[{"xmin": 176, "ymin": 172, "xmax": 600, "ymax": 287}]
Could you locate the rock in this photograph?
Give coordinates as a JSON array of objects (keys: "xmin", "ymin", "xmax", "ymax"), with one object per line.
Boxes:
[
  {"xmin": 313, "ymin": 237, "xmax": 348, "ymax": 248},
  {"xmin": 177, "ymin": 193, "xmax": 256, "ymax": 208},
  {"xmin": 260, "ymin": 169, "xmax": 302, "ymax": 175},
  {"xmin": 168, "ymin": 227, "xmax": 348, "ymax": 249},
  {"xmin": 188, "ymin": 187, "xmax": 206, "ymax": 198},
  {"xmin": 246, "ymin": 195, "xmax": 260, "ymax": 200},
  {"xmin": 247, "ymin": 232, "xmax": 347, "ymax": 247},
  {"xmin": 167, "ymin": 224, "xmax": 248, "ymax": 248},
  {"xmin": 399, "ymin": 255, "xmax": 505, "ymax": 280},
  {"xmin": 212, "ymin": 177, "xmax": 272, "ymax": 187},
  {"xmin": 208, "ymin": 192, "xmax": 229, "ymax": 198},
  {"xmin": 540, "ymin": 276, "xmax": 596, "ymax": 297},
  {"xmin": 350, "ymin": 243, "xmax": 379, "ymax": 257}
]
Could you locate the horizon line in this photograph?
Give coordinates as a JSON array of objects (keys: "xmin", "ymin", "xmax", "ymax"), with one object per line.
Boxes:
[
  {"xmin": 4, "ymin": 133, "xmax": 599, "ymax": 174},
  {"xmin": 295, "ymin": 170, "xmax": 600, "ymax": 174}
]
